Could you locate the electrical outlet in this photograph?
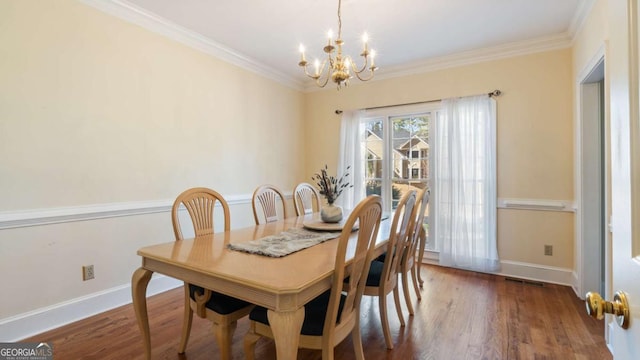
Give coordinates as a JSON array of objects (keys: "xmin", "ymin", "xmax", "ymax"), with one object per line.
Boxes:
[
  {"xmin": 544, "ymin": 245, "xmax": 553, "ymax": 256},
  {"xmin": 82, "ymin": 265, "xmax": 95, "ymax": 281}
]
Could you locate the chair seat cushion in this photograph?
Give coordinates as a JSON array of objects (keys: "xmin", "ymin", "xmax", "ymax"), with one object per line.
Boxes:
[
  {"xmin": 344, "ymin": 260, "xmax": 384, "ymax": 287},
  {"xmin": 249, "ymin": 290, "xmax": 346, "ymax": 336},
  {"xmin": 377, "ymin": 248, "xmax": 407, "ymax": 265},
  {"xmin": 189, "ymin": 284, "xmax": 251, "ymax": 315},
  {"xmin": 366, "ymin": 260, "xmax": 384, "ymax": 287}
]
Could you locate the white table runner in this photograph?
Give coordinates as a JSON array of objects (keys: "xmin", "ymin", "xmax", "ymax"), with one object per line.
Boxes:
[{"xmin": 227, "ymin": 227, "xmax": 340, "ymax": 257}]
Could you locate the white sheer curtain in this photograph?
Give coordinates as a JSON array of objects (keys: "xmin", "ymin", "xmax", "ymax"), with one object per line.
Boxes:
[
  {"xmin": 432, "ymin": 95, "xmax": 500, "ymax": 272},
  {"xmin": 336, "ymin": 110, "xmax": 366, "ymax": 210}
]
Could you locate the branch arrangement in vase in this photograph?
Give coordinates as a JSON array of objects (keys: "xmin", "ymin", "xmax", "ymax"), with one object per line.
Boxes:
[{"xmin": 311, "ymin": 164, "xmax": 353, "ymax": 205}]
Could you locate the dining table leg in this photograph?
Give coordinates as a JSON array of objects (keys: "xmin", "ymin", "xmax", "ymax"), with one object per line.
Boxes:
[
  {"xmin": 132, "ymin": 267, "xmax": 153, "ymax": 360},
  {"xmin": 267, "ymin": 307, "xmax": 304, "ymax": 360}
]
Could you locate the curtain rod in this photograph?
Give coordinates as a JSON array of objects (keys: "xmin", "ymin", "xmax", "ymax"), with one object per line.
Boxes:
[{"xmin": 334, "ymin": 89, "xmax": 501, "ymax": 114}]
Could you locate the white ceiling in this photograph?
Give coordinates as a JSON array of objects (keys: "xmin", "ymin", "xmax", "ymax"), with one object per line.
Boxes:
[{"xmin": 107, "ymin": 0, "xmax": 593, "ymax": 89}]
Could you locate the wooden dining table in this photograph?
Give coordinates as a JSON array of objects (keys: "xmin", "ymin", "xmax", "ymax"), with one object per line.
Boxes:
[{"xmin": 131, "ymin": 213, "xmax": 392, "ymax": 360}]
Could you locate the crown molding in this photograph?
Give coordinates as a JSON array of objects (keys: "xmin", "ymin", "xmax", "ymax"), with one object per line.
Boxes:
[
  {"xmin": 315, "ymin": 33, "xmax": 572, "ymax": 91},
  {"xmin": 303, "ymin": 33, "xmax": 572, "ymax": 92},
  {"xmin": 568, "ymin": 0, "xmax": 598, "ymax": 39},
  {"xmin": 79, "ymin": 0, "xmax": 305, "ymax": 91},
  {"xmin": 80, "ymin": 0, "xmax": 582, "ymax": 94}
]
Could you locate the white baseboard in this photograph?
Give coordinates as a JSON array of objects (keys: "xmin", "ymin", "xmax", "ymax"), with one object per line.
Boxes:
[
  {"xmin": 497, "ymin": 260, "xmax": 574, "ymax": 286},
  {"xmin": 421, "ymin": 253, "xmax": 574, "ymax": 287},
  {"xmin": 0, "ymin": 275, "xmax": 182, "ymax": 342},
  {"xmin": 570, "ymin": 271, "xmax": 581, "ymax": 298}
]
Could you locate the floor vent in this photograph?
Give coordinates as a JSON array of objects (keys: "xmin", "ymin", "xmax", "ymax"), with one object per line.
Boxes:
[{"xmin": 505, "ymin": 277, "xmax": 544, "ymax": 287}]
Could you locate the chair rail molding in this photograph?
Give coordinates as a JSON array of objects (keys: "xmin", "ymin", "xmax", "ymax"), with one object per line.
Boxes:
[
  {"xmin": 497, "ymin": 198, "xmax": 575, "ymax": 212},
  {"xmin": 0, "ymin": 193, "xmax": 294, "ymax": 230}
]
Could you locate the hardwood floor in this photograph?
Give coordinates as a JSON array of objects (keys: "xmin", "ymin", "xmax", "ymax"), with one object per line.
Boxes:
[{"xmin": 23, "ymin": 265, "xmax": 611, "ymax": 359}]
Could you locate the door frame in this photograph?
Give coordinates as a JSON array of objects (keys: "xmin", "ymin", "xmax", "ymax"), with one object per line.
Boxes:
[
  {"xmin": 629, "ymin": 0, "xmax": 640, "ymax": 261},
  {"xmin": 574, "ymin": 45, "xmax": 611, "ymax": 316}
]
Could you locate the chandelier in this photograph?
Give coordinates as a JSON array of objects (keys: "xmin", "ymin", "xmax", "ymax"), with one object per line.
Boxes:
[{"xmin": 298, "ymin": 0, "xmax": 377, "ymax": 89}]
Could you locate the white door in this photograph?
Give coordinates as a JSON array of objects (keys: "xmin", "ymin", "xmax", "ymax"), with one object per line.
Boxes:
[{"xmin": 605, "ymin": 0, "xmax": 640, "ymax": 358}]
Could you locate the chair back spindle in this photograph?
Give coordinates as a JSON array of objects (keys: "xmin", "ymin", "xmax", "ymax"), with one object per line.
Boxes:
[{"xmin": 252, "ymin": 185, "xmax": 288, "ymax": 225}]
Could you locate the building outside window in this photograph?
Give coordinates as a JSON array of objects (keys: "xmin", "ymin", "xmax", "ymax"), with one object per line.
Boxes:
[{"xmin": 362, "ymin": 107, "xmax": 432, "ymax": 229}]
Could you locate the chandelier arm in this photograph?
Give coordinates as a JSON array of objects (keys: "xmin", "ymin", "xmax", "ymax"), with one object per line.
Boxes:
[
  {"xmin": 316, "ymin": 73, "xmax": 331, "ymax": 87},
  {"xmin": 301, "ymin": 65, "xmax": 316, "ymax": 79},
  {"xmin": 351, "ymin": 55, "xmax": 371, "ymax": 74},
  {"xmin": 302, "ymin": 66, "xmax": 323, "ymax": 81},
  {"xmin": 301, "ymin": 57, "xmax": 332, "ymax": 82},
  {"xmin": 317, "ymin": 58, "xmax": 332, "ymax": 87},
  {"xmin": 352, "ymin": 68, "xmax": 375, "ymax": 82},
  {"xmin": 347, "ymin": 53, "xmax": 377, "ymax": 81},
  {"xmin": 302, "ymin": 57, "xmax": 331, "ymax": 87}
]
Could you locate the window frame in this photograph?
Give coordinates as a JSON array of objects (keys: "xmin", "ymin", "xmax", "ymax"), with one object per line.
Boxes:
[{"xmin": 361, "ymin": 102, "xmax": 440, "ymax": 213}]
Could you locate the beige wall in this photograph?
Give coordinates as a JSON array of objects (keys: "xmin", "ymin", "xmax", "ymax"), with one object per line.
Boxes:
[
  {"xmin": 573, "ymin": 0, "xmax": 608, "ymax": 76},
  {"xmin": 0, "ymin": 0, "xmax": 304, "ymax": 322},
  {"xmin": 304, "ymin": 49, "xmax": 575, "ymax": 269},
  {"xmin": 0, "ymin": 1, "xmax": 305, "ymax": 209}
]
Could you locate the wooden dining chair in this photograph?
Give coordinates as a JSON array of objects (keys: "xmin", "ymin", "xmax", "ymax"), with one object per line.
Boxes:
[
  {"xmin": 416, "ymin": 220, "xmax": 429, "ymax": 288},
  {"xmin": 251, "ymin": 184, "xmax": 288, "ymax": 224},
  {"xmin": 400, "ymin": 187, "xmax": 430, "ymax": 316},
  {"xmin": 171, "ymin": 187, "xmax": 254, "ymax": 360},
  {"xmin": 243, "ymin": 195, "xmax": 383, "ymax": 360},
  {"xmin": 363, "ymin": 190, "xmax": 416, "ymax": 349},
  {"xmin": 293, "ymin": 182, "xmax": 321, "ymax": 216}
]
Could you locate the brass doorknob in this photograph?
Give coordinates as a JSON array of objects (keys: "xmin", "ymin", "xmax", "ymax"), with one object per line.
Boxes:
[{"xmin": 585, "ymin": 291, "xmax": 630, "ymax": 329}]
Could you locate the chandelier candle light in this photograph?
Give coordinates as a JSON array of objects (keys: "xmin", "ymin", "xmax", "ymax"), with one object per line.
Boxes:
[{"xmin": 298, "ymin": 0, "xmax": 378, "ymax": 89}]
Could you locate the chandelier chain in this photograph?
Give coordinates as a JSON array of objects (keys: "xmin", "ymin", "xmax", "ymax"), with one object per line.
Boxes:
[{"xmin": 337, "ymin": 0, "xmax": 342, "ymax": 40}]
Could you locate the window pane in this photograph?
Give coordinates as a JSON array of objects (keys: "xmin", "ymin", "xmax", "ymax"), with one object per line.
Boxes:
[
  {"xmin": 365, "ymin": 180, "xmax": 383, "ymax": 196},
  {"xmin": 390, "ymin": 180, "xmax": 408, "ymax": 209},
  {"xmin": 364, "ymin": 120, "xmax": 384, "ymax": 183},
  {"xmin": 361, "ymin": 112, "xmax": 430, "ymax": 214},
  {"xmin": 391, "ymin": 115, "xmax": 430, "ymax": 184},
  {"xmin": 366, "ymin": 159, "xmax": 382, "ymax": 179},
  {"xmin": 391, "ymin": 180, "xmax": 428, "ymax": 209}
]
